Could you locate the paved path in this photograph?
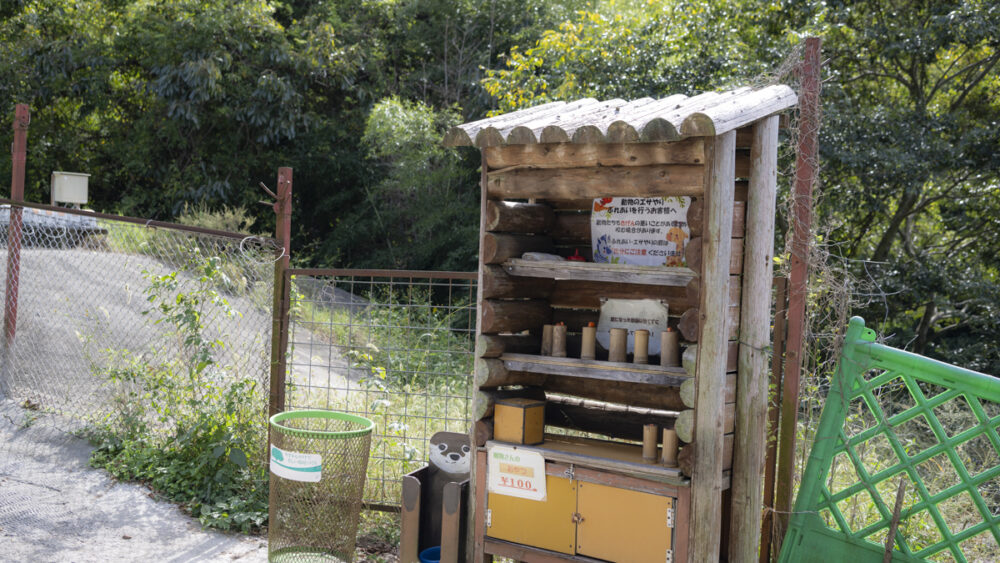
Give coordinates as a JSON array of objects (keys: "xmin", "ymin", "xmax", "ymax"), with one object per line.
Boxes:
[{"xmin": 0, "ymin": 402, "xmax": 268, "ymax": 563}]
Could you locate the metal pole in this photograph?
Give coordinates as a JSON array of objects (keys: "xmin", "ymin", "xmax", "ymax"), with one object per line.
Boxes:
[
  {"xmin": 268, "ymin": 167, "xmax": 292, "ymax": 417},
  {"xmin": 3, "ymin": 104, "xmax": 29, "ymax": 355},
  {"xmin": 774, "ymin": 36, "xmax": 822, "ymax": 553}
]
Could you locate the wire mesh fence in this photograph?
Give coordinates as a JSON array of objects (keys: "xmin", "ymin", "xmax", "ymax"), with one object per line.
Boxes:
[
  {"xmin": 0, "ymin": 202, "xmax": 278, "ymax": 455},
  {"xmin": 284, "ymin": 269, "xmax": 477, "ymax": 508}
]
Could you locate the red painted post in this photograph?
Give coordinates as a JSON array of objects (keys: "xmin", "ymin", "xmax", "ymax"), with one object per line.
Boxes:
[
  {"xmin": 268, "ymin": 167, "xmax": 292, "ymax": 417},
  {"xmin": 773, "ymin": 37, "xmax": 822, "ymax": 556},
  {"xmin": 4, "ymin": 104, "xmax": 30, "ymax": 351}
]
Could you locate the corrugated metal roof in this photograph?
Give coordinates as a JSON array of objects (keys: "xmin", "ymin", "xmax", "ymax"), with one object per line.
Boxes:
[{"xmin": 444, "ymin": 85, "xmax": 796, "ymax": 147}]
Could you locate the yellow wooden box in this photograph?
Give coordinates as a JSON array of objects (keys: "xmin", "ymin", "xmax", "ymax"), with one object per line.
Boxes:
[
  {"xmin": 487, "ymin": 471, "xmax": 674, "ymax": 563},
  {"xmin": 494, "ymin": 397, "xmax": 545, "ymax": 445}
]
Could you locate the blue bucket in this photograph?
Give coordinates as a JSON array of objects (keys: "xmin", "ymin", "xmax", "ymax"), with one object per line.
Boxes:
[{"xmin": 418, "ymin": 546, "xmax": 441, "ymax": 563}]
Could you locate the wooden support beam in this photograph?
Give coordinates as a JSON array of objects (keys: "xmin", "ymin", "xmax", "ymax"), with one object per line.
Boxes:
[
  {"xmin": 481, "ymin": 265, "xmax": 554, "ymax": 299},
  {"xmin": 689, "ymin": 129, "xmax": 737, "ymax": 563},
  {"xmin": 543, "ymin": 376, "xmax": 687, "ymax": 411},
  {"xmin": 549, "ymin": 212, "xmax": 590, "ymax": 244},
  {"xmin": 729, "ymin": 114, "xmax": 780, "ymax": 561},
  {"xmin": 684, "ymin": 275, "xmax": 741, "ymax": 308},
  {"xmin": 680, "ymin": 372, "xmax": 737, "ymax": 409},
  {"xmin": 475, "ymin": 358, "xmax": 546, "ymax": 387},
  {"xmin": 678, "ymin": 433, "xmax": 735, "ymax": 476},
  {"xmin": 677, "ymin": 306, "xmax": 740, "ymax": 342},
  {"xmin": 687, "ymin": 199, "xmax": 746, "ymax": 238},
  {"xmin": 473, "ymin": 388, "xmax": 546, "ymax": 420},
  {"xmin": 484, "ymin": 139, "xmax": 706, "ymax": 170},
  {"xmin": 481, "ymin": 299, "xmax": 551, "ymax": 334},
  {"xmin": 485, "ymin": 200, "xmax": 554, "ymax": 233},
  {"xmin": 684, "ymin": 236, "xmax": 744, "ymax": 274},
  {"xmin": 675, "ymin": 403, "xmax": 735, "ymax": 444},
  {"xmin": 483, "ymin": 232, "xmax": 553, "ymax": 264},
  {"xmin": 487, "ymin": 165, "xmax": 705, "ymax": 200},
  {"xmin": 681, "ymin": 342, "xmax": 740, "ymax": 377},
  {"xmin": 476, "ymin": 333, "xmax": 541, "ymax": 358}
]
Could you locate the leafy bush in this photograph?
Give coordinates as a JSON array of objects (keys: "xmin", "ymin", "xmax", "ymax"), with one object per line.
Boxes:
[{"xmin": 88, "ymin": 254, "xmax": 268, "ymax": 533}]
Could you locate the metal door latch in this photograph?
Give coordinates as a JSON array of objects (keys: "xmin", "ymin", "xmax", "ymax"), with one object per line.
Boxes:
[{"xmin": 571, "ymin": 512, "xmax": 585, "ymax": 524}]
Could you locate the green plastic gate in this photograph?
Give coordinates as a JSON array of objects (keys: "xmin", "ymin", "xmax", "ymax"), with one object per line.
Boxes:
[{"xmin": 779, "ymin": 317, "xmax": 1000, "ymax": 562}]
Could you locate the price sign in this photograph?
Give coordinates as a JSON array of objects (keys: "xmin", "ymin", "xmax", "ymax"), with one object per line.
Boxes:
[{"xmin": 487, "ymin": 444, "xmax": 547, "ymax": 501}]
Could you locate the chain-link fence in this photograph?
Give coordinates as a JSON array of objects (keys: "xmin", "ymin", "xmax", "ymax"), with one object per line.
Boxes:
[
  {"xmin": 0, "ymin": 201, "xmax": 277, "ymax": 455},
  {"xmin": 284, "ymin": 269, "xmax": 476, "ymax": 508}
]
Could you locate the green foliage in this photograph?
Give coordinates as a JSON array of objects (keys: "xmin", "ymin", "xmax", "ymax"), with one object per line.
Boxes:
[
  {"xmin": 175, "ymin": 204, "xmax": 258, "ymax": 235},
  {"xmin": 88, "ymin": 254, "xmax": 268, "ymax": 533}
]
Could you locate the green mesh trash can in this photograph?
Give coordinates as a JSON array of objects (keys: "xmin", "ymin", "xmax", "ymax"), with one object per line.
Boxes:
[{"xmin": 269, "ymin": 410, "xmax": 374, "ymax": 562}]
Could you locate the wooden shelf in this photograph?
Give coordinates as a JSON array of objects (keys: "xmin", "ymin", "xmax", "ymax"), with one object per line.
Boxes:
[
  {"xmin": 486, "ymin": 434, "xmax": 689, "ymax": 485},
  {"xmin": 501, "ymin": 353, "xmax": 689, "ymax": 387},
  {"xmin": 504, "ymin": 258, "xmax": 697, "ymax": 286}
]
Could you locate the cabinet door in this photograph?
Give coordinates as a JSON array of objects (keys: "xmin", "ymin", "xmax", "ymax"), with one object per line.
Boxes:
[
  {"xmin": 577, "ymin": 481, "xmax": 673, "ymax": 563},
  {"xmin": 486, "ymin": 474, "xmax": 577, "ymax": 554}
]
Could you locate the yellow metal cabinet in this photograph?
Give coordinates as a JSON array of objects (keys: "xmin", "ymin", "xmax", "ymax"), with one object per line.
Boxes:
[
  {"xmin": 486, "ymin": 474, "xmax": 577, "ymax": 554},
  {"xmin": 576, "ymin": 481, "xmax": 673, "ymax": 563}
]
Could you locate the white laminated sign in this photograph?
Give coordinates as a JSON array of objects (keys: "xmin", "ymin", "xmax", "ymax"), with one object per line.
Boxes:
[
  {"xmin": 270, "ymin": 445, "xmax": 322, "ymax": 482},
  {"xmin": 486, "ymin": 444, "xmax": 547, "ymax": 501},
  {"xmin": 596, "ymin": 298, "xmax": 670, "ymax": 355},
  {"xmin": 591, "ymin": 196, "xmax": 691, "ymax": 267}
]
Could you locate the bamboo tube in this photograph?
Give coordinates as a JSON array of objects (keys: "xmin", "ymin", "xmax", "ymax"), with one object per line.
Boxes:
[
  {"xmin": 580, "ymin": 322, "xmax": 597, "ymax": 360},
  {"xmin": 642, "ymin": 423, "xmax": 659, "ymax": 462},
  {"xmin": 552, "ymin": 323, "xmax": 567, "ymax": 358},
  {"xmin": 634, "ymin": 329, "xmax": 650, "ymax": 364},
  {"xmin": 662, "ymin": 428, "xmax": 679, "ymax": 467},
  {"xmin": 609, "ymin": 328, "xmax": 628, "ymax": 362},
  {"xmin": 541, "ymin": 324, "xmax": 554, "ymax": 356},
  {"xmin": 661, "ymin": 327, "xmax": 681, "ymax": 367}
]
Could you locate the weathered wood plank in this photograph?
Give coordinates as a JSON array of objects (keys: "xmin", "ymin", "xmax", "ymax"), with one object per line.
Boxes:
[
  {"xmin": 476, "ymin": 333, "xmax": 541, "ymax": 358},
  {"xmin": 483, "ymin": 232, "xmax": 553, "ymax": 264},
  {"xmin": 505, "ymin": 258, "xmax": 697, "ymax": 286},
  {"xmin": 544, "ymin": 376, "xmax": 687, "ymax": 411},
  {"xmin": 680, "ymin": 85, "xmax": 797, "ymax": 137},
  {"xmin": 475, "ymin": 358, "xmax": 547, "ymax": 387},
  {"xmin": 681, "ymin": 342, "xmax": 740, "ymax": 377},
  {"xmin": 684, "ymin": 236, "xmax": 744, "ymax": 274},
  {"xmin": 675, "ymin": 402, "xmax": 735, "ymax": 443},
  {"xmin": 481, "ymin": 264, "xmax": 554, "ymax": 299},
  {"xmin": 678, "ymin": 433, "xmax": 735, "ymax": 476},
  {"xmin": 549, "ymin": 211, "xmax": 590, "ymax": 244},
  {"xmin": 687, "ymin": 199, "xmax": 746, "ymax": 237},
  {"xmin": 485, "ymin": 200, "xmax": 553, "ymax": 233},
  {"xmin": 690, "ymin": 129, "xmax": 737, "ymax": 563},
  {"xmin": 473, "ymin": 388, "xmax": 546, "ymax": 420},
  {"xmin": 487, "ymin": 165, "xmax": 705, "ymax": 200},
  {"xmin": 677, "ymin": 306, "xmax": 740, "ymax": 342},
  {"xmin": 484, "ymin": 139, "xmax": 706, "ymax": 170},
  {"xmin": 500, "ymin": 353, "xmax": 688, "ymax": 387},
  {"xmin": 549, "ymin": 279, "xmax": 695, "ymax": 311},
  {"xmin": 481, "ymin": 299, "xmax": 551, "ymax": 334},
  {"xmin": 685, "ymin": 275, "xmax": 741, "ymax": 308},
  {"xmin": 729, "ymin": 114, "xmax": 779, "ymax": 561},
  {"xmin": 680, "ymin": 372, "xmax": 737, "ymax": 409}
]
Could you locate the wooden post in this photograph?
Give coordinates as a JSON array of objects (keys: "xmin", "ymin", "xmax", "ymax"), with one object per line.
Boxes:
[
  {"xmin": 775, "ymin": 37, "xmax": 822, "ymax": 551},
  {"xmin": 760, "ymin": 276, "xmax": 788, "ymax": 563},
  {"xmin": 469, "ymin": 150, "xmax": 492, "ymax": 563},
  {"xmin": 729, "ymin": 115, "xmax": 779, "ymax": 561},
  {"xmin": 3, "ymin": 104, "xmax": 29, "ymax": 361},
  {"xmin": 268, "ymin": 167, "xmax": 292, "ymax": 417},
  {"xmin": 689, "ymin": 129, "xmax": 736, "ymax": 563}
]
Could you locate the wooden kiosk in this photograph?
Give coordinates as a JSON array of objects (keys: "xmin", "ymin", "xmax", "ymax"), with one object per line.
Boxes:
[{"xmin": 444, "ymin": 86, "xmax": 797, "ymax": 563}]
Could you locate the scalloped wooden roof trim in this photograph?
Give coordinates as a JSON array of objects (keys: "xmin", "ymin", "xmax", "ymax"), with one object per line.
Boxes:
[{"xmin": 443, "ymin": 85, "xmax": 797, "ymax": 147}]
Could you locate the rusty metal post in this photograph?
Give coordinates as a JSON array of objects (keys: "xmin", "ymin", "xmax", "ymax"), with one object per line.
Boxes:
[
  {"xmin": 774, "ymin": 37, "xmax": 822, "ymax": 554},
  {"xmin": 760, "ymin": 276, "xmax": 788, "ymax": 563},
  {"xmin": 3, "ymin": 104, "xmax": 30, "ymax": 356},
  {"xmin": 268, "ymin": 167, "xmax": 292, "ymax": 417}
]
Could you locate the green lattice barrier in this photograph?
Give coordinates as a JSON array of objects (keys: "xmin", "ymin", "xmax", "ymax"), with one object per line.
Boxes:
[{"xmin": 779, "ymin": 317, "xmax": 1000, "ymax": 563}]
